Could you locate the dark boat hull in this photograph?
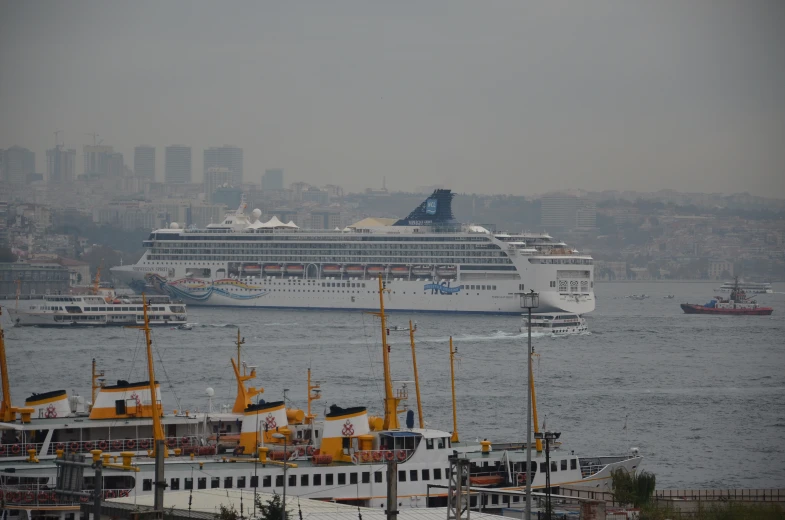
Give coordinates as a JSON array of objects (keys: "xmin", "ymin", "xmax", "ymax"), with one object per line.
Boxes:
[{"xmin": 680, "ymin": 303, "xmax": 773, "ymax": 316}]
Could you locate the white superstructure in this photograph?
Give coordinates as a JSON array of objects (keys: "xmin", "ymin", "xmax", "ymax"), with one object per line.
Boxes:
[
  {"xmin": 718, "ymin": 281, "xmax": 773, "ymax": 294},
  {"xmin": 521, "ymin": 313, "xmax": 588, "ymax": 334},
  {"xmin": 111, "ymin": 190, "xmax": 595, "ymax": 315}
]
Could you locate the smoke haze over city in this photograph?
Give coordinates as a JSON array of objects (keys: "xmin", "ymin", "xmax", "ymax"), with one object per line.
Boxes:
[{"xmin": 1, "ymin": 0, "xmax": 784, "ymax": 196}]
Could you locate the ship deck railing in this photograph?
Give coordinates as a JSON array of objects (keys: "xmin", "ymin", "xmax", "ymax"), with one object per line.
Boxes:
[
  {"xmin": 351, "ymin": 448, "xmax": 412, "ymax": 465},
  {"xmin": 0, "ymin": 484, "xmax": 132, "ymax": 505},
  {"xmin": 0, "ymin": 435, "xmax": 204, "ymax": 458}
]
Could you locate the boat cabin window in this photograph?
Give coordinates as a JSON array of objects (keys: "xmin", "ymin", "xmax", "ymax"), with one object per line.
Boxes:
[
  {"xmin": 561, "ymin": 460, "xmax": 567, "ymax": 471},
  {"xmin": 143, "ymin": 479, "xmax": 152, "ymax": 491},
  {"xmin": 426, "ymin": 438, "xmax": 434, "ymax": 449},
  {"xmin": 338, "ymin": 473, "xmax": 346, "ymax": 485},
  {"xmin": 238, "ymin": 476, "xmax": 247, "ymax": 488},
  {"xmin": 224, "ymin": 477, "xmax": 233, "ymax": 488},
  {"xmin": 263, "ymin": 476, "xmax": 271, "ymax": 488},
  {"xmin": 184, "ymin": 478, "xmax": 193, "ymax": 490},
  {"xmin": 276, "ymin": 475, "xmax": 284, "ymax": 487},
  {"xmin": 434, "ymin": 468, "xmax": 442, "ymax": 480},
  {"xmin": 422, "ymin": 469, "xmax": 430, "ymax": 481},
  {"xmin": 398, "ymin": 470, "xmax": 406, "ymax": 482},
  {"xmin": 350, "ymin": 472, "xmax": 358, "ymax": 485},
  {"xmin": 313, "ymin": 474, "xmax": 321, "ymax": 486},
  {"xmin": 375, "ymin": 472, "xmax": 383, "ymax": 483},
  {"xmin": 198, "ymin": 478, "xmax": 206, "ymax": 489},
  {"xmin": 540, "ymin": 462, "xmax": 547, "ymax": 473},
  {"xmin": 551, "ymin": 461, "xmax": 557, "ymax": 472},
  {"xmin": 437, "ymin": 437, "xmax": 446, "ymax": 449},
  {"xmin": 211, "ymin": 477, "xmax": 220, "ymax": 488},
  {"xmin": 326, "ymin": 474, "xmax": 333, "ymax": 486},
  {"xmin": 115, "ymin": 400, "xmax": 127, "ymax": 415},
  {"xmin": 410, "ymin": 470, "xmax": 419, "ymax": 482},
  {"xmin": 571, "ymin": 459, "xmax": 577, "ymax": 470},
  {"xmin": 171, "ymin": 478, "xmax": 180, "ymax": 490},
  {"xmin": 300, "ymin": 474, "xmax": 308, "ymax": 486}
]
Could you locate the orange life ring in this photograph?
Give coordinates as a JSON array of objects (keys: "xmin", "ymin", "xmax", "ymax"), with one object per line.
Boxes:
[
  {"xmin": 55, "ymin": 442, "xmax": 65, "ymax": 451},
  {"xmin": 126, "ymin": 439, "xmax": 136, "ymax": 450},
  {"xmin": 396, "ymin": 450, "xmax": 406, "ymax": 462},
  {"xmin": 24, "ymin": 491, "xmax": 34, "ymax": 503},
  {"xmin": 166, "ymin": 437, "xmax": 176, "ymax": 447},
  {"xmin": 8, "ymin": 491, "xmax": 19, "ymax": 503},
  {"xmin": 518, "ymin": 472, "xmax": 527, "ymax": 483},
  {"xmin": 120, "ymin": 489, "xmax": 130, "ymax": 498},
  {"xmin": 140, "ymin": 439, "xmax": 150, "ymax": 449},
  {"xmin": 112, "ymin": 440, "xmax": 123, "ymax": 450},
  {"xmin": 372, "ymin": 451, "xmax": 382, "ymax": 462},
  {"xmin": 105, "ymin": 490, "xmax": 116, "ymax": 499},
  {"xmin": 70, "ymin": 442, "xmax": 79, "ymax": 451},
  {"xmin": 38, "ymin": 491, "xmax": 49, "ymax": 502},
  {"xmin": 181, "ymin": 436, "xmax": 190, "ymax": 445},
  {"xmin": 11, "ymin": 443, "xmax": 21, "ymax": 454},
  {"xmin": 80, "ymin": 495, "xmax": 89, "ymax": 503},
  {"xmin": 305, "ymin": 445, "xmax": 315, "ymax": 456},
  {"xmin": 98, "ymin": 440, "xmax": 108, "ymax": 450},
  {"xmin": 384, "ymin": 450, "xmax": 394, "ymax": 461},
  {"xmin": 360, "ymin": 451, "xmax": 371, "ymax": 462}
]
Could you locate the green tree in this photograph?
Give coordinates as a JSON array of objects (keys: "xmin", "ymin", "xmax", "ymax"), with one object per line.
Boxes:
[
  {"xmin": 256, "ymin": 491, "xmax": 288, "ymax": 520},
  {"xmin": 611, "ymin": 468, "xmax": 656, "ymax": 507},
  {"xmin": 217, "ymin": 504, "xmax": 239, "ymax": 520}
]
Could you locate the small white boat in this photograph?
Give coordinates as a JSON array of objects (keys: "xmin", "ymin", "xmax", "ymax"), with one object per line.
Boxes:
[
  {"xmin": 521, "ymin": 313, "xmax": 588, "ymax": 334},
  {"xmin": 176, "ymin": 323, "xmax": 194, "ymax": 330}
]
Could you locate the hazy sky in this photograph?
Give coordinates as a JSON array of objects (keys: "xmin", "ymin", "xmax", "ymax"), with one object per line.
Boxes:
[{"xmin": 1, "ymin": 1, "xmax": 783, "ymax": 197}]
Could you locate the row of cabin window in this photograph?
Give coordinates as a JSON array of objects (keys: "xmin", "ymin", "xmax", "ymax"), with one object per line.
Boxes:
[{"xmin": 142, "ymin": 468, "xmax": 448, "ymax": 492}]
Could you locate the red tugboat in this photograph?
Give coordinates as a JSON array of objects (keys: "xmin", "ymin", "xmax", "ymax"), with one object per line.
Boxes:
[{"xmin": 681, "ymin": 278, "xmax": 773, "ymax": 316}]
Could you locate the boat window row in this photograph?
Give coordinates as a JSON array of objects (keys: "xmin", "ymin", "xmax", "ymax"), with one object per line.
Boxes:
[
  {"xmin": 146, "ymin": 255, "xmax": 513, "ymax": 265},
  {"xmin": 164, "ymin": 233, "xmax": 492, "ymax": 243},
  {"xmin": 528, "ymin": 258, "xmax": 593, "ymax": 265},
  {"xmin": 465, "ymin": 285, "xmax": 497, "ymax": 291},
  {"xmin": 141, "ymin": 467, "xmax": 449, "ymax": 492},
  {"xmin": 322, "ymin": 282, "xmax": 367, "ymax": 288}
]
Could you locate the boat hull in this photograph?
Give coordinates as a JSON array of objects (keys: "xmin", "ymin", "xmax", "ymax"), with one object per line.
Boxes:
[{"xmin": 680, "ymin": 304, "xmax": 773, "ymax": 316}]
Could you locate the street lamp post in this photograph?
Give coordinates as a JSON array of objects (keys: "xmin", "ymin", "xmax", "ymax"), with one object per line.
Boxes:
[
  {"xmin": 535, "ymin": 430, "xmax": 561, "ymax": 520},
  {"xmin": 272, "ymin": 432, "xmax": 288, "ymax": 520},
  {"xmin": 522, "ymin": 290, "xmax": 539, "ymax": 520}
]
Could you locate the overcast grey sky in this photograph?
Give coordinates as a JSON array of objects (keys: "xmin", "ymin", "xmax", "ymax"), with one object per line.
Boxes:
[{"xmin": 1, "ymin": 1, "xmax": 783, "ymax": 197}]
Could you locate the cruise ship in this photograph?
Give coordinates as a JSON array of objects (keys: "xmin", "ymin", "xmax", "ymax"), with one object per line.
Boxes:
[{"xmin": 111, "ymin": 190, "xmax": 595, "ymax": 314}]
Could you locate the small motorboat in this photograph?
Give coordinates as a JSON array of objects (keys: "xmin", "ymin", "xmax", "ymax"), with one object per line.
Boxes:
[{"xmin": 176, "ymin": 323, "xmax": 194, "ymax": 330}]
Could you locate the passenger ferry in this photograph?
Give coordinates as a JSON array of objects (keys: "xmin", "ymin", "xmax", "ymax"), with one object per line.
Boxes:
[
  {"xmin": 0, "ymin": 287, "xmax": 640, "ymax": 516},
  {"xmin": 6, "ymin": 294, "xmax": 187, "ymax": 327},
  {"xmin": 718, "ymin": 280, "xmax": 773, "ymax": 294},
  {"xmin": 521, "ymin": 313, "xmax": 588, "ymax": 334},
  {"xmin": 111, "ymin": 190, "xmax": 595, "ymax": 315}
]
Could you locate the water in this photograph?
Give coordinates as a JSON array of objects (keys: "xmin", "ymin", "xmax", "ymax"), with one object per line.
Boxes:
[{"xmin": 2, "ymin": 281, "xmax": 784, "ymax": 489}]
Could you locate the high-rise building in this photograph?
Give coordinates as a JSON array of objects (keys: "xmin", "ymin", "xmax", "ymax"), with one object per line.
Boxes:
[
  {"xmin": 134, "ymin": 146, "xmax": 156, "ymax": 179},
  {"xmin": 4, "ymin": 146, "xmax": 35, "ymax": 186},
  {"xmin": 83, "ymin": 145, "xmax": 114, "ymax": 176},
  {"xmin": 204, "ymin": 167, "xmax": 233, "ymax": 203},
  {"xmin": 541, "ymin": 194, "xmax": 596, "ymax": 230},
  {"xmin": 46, "ymin": 146, "xmax": 77, "ymax": 183},
  {"xmin": 107, "ymin": 152, "xmax": 125, "ymax": 176},
  {"xmin": 204, "ymin": 145, "xmax": 243, "ymax": 186},
  {"xmin": 165, "ymin": 145, "xmax": 192, "ymax": 184},
  {"xmin": 262, "ymin": 169, "xmax": 284, "ymax": 191}
]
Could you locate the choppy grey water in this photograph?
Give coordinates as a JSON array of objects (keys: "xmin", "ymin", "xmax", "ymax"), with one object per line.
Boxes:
[{"xmin": 2, "ymin": 282, "xmax": 784, "ymax": 489}]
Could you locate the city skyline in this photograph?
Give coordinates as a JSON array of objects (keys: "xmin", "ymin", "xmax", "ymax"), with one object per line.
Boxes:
[{"xmin": 1, "ymin": 2, "xmax": 784, "ymax": 197}]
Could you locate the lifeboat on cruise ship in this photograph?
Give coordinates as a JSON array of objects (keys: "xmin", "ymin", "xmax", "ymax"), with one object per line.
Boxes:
[
  {"xmin": 390, "ymin": 266, "xmax": 410, "ymax": 276},
  {"xmin": 242, "ymin": 264, "xmax": 261, "ymax": 274},
  {"xmin": 263, "ymin": 265, "xmax": 282, "ymax": 274},
  {"xmin": 367, "ymin": 266, "xmax": 385, "ymax": 275},
  {"xmin": 346, "ymin": 265, "xmax": 364, "ymax": 276},
  {"xmin": 322, "ymin": 265, "xmax": 341, "ymax": 276},
  {"xmin": 412, "ymin": 266, "xmax": 432, "ymax": 277},
  {"xmin": 286, "ymin": 265, "xmax": 305, "ymax": 275},
  {"xmin": 436, "ymin": 265, "xmax": 457, "ymax": 277}
]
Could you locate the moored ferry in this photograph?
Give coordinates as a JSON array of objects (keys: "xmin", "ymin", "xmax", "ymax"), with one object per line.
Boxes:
[
  {"xmin": 718, "ymin": 280, "xmax": 773, "ymax": 294},
  {"xmin": 6, "ymin": 294, "xmax": 187, "ymax": 327},
  {"xmin": 111, "ymin": 190, "xmax": 596, "ymax": 315}
]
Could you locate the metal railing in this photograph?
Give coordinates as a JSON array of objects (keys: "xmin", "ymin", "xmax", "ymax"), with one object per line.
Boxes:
[
  {"xmin": 353, "ymin": 449, "xmax": 410, "ymax": 464},
  {"xmin": 0, "ymin": 486, "xmax": 132, "ymax": 505},
  {"xmin": 0, "ymin": 435, "xmax": 202, "ymax": 458}
]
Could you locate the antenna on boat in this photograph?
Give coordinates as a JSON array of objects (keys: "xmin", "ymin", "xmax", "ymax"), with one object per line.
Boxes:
[{"xmin": 449, "ymin": 337, "xmax": 459, "ymax": 443}]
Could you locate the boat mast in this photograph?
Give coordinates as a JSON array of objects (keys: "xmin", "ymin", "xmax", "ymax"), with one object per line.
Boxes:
[
  {"xmin": 306, "ymin": 368, "xmax": 321, "ymax": 424},
  {"xmin": 409, "ymin": 320, "xmax": 424, "ymax": 428},
  {"xmin": 375, "ymin": 274, "xmax": 400, "ymax": 430},
  {"xmin": 449, "ymin": 336, "xmax": 459, "ymax": 443},
  {"xmin": 91, "ymin": 358, "xmax": 105, "ymax": 410},
  {"xmin": 93, "ymin": 261, "xmax": 103, "ymax": 295},
  {"xmin": 0, "ymin": 307, "xmax": 15, "ymax": 422},
  {"xmin": 529, "ymin": 349, "xmax": 543, "ymax": 452},
  {"xmin": 230, "ymin": 329, "xmax": 262, "ymax": 413},
  {"xmin": 142, "ymin": 294, "xmax": 167, "ymax": 457}
]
